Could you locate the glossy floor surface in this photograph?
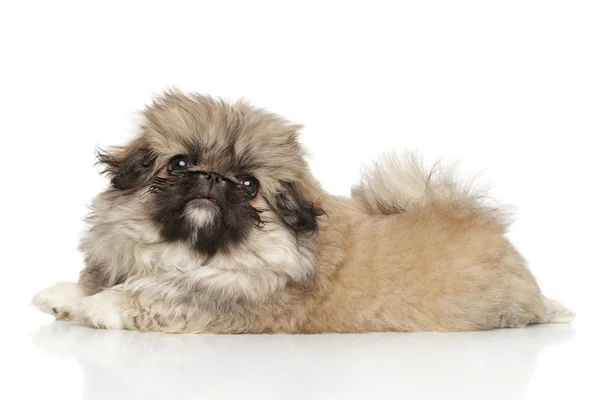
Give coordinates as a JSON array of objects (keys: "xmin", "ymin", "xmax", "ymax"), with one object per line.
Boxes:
[{"xmin": 7, "ymin": 307, "xmax": 597, "ymax": 400}]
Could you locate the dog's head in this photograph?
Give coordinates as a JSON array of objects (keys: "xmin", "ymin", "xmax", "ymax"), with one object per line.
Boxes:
[{"xmin": 96, "ymin": 91, "xmax": 324, "ymax": 255}]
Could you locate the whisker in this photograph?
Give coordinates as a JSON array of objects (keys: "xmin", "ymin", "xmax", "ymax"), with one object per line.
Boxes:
[{"xmin": 148, "ymin": 177, "xmax": 174, "ymax": 194}]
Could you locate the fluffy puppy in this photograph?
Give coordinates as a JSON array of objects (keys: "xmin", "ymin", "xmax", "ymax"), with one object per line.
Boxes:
[{"xmin": 32, "ymin": 90, "xmax": 574, "ymax": 333}]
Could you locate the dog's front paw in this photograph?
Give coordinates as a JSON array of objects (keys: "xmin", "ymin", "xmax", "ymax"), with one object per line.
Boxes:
[
  {"xmin": 78, "ymin": 290, "xmax": 131, "ymax": 330},
  {"xmin": 32, "ymin": 282, "xmax": 85, "ymax": 320}
]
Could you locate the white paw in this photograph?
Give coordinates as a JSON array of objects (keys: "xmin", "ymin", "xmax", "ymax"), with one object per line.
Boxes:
[
  {"xmin": 78, "ymin": 290, "xmax": 128, "ymax": 330},
  {"xmin": 32, "ymin": 282, "xmax": 85, "ymax": 320},
  {"xmin": 544, "ymin": 298, "xmax": 576, "ymax": 323}
]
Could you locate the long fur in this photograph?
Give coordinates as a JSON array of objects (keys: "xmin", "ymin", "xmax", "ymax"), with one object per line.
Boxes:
[
  {"xmin": 32, "ymin": 90, "xmax": 574, "ymax": 333},
  {"xmin": 352, "ymin": 152, "xmax": 510, "ymax": 227}
]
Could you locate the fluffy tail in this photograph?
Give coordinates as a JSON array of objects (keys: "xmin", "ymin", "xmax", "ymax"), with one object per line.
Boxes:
[{"xmin": 351, "ymin": 152, "xmax": 510, "ymax": 229}]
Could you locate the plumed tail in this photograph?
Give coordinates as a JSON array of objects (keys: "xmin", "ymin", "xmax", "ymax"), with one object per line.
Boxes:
[{"xmin": 351, "ymin": 152, "xmax": 511, "ymax": 229}]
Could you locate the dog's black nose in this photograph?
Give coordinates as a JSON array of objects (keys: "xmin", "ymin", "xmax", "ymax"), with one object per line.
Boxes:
[{"xmin": 203, "ymin": 172, "xmax": 223, "ymax": 184}]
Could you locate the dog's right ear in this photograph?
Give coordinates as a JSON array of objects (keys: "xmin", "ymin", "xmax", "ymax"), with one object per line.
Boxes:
[{"xmin": 96, "ymin": 138, "xmax": 157, "ymax": 190}]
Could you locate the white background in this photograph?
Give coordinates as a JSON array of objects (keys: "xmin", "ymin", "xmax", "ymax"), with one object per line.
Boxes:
[{"xmin": 1, "ymin": 1, "xmax": 599, "ymax": 399}]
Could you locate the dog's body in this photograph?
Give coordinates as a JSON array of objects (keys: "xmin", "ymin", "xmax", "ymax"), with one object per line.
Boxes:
[{"xmin": 32, "ymin": 91, "xmax": 574, "ymax": 333}]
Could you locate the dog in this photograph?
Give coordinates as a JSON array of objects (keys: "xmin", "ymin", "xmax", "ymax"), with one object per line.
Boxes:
[{"xmin": 32, "ymin": 90, "xmax": 574, "ymax": 333}]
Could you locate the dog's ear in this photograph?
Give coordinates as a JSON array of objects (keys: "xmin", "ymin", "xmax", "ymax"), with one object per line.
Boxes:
[
  {"xmin": 96, "ymin": 139, "xmax": 157, "ymax": 190},
  {"xmin": 274, "ymin": 182, "xmax": 324, "ymax": 234}
]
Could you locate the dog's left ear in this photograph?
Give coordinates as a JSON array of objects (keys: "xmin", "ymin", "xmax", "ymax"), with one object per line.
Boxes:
[
  {"xmin": 96, "ymin": 138, "xmax": 157, "ymax": 190},
  {"xmin": 274, "ymin": 182, "xmax": 324, "ymax": 234}
]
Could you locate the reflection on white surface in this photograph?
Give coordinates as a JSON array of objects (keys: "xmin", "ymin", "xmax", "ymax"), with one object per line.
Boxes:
[{"xmin": 31, "ymin": 323, "xmax": 575, "ymax": 400}]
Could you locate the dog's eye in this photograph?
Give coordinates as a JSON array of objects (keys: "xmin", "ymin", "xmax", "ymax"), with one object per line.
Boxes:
[
  {"xmin": 168, "ymin": 155, "xmax": 191, "ymax": 172},
  {"xmin": 239, "ymin": 176, "xmax": 259, "ymax": 197}
]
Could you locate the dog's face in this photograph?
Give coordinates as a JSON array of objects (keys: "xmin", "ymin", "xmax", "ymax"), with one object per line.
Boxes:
[
  {"xmin": 148, "ymin": 156, "xmax": 263, "ymax": 254},
  {"xmin": 96, "ymin": 91, "xmax": 323, "ymax": 255}
]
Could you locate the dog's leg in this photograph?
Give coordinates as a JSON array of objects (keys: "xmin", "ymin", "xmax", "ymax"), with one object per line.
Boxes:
[
  {"xmin": 74, "ymin": 270, "xmax": 283, "ymax": 332},
  {"xmin": 541, "ymin": 297, "xmax": 576, "ymax": 324},
  {"xmin": 74, "ymin": 283, "xmax": 214, "ymax": 333},
  {"xmin": 32, "ymin": 282, "xmax": 87, "ymax": 321},
  {"xmin": 32, "ymin": 280, "xmax": 202, "ymax": 332},
  {"xmin": 76, "ymin": 287, "xmax": 141, "ymax": 330},
  {"xmin": 34, "ymin": 269, "xmax": 282, "ymax": 332}
]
